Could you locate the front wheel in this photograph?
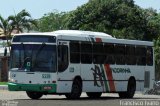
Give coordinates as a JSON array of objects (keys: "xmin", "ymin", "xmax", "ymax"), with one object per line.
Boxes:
[
  {"xmin": 26, "ymin": 91, "xmax": 43, "ymax": 99},
  {"xmin": 86, "ymin": 92, "xmax": 102, "ymax": 98},
  {"xmin": 65, "ymin": 79, "xmax": 82, "ymax": 99}
]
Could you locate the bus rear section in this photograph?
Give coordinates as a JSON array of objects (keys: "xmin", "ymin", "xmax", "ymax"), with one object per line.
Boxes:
[{"xmin": 67, "ymin": 39, "xmax": 154, "ymax": 99}]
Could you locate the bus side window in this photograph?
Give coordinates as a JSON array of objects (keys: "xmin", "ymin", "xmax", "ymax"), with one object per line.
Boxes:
[
  {"xmin": 104, "ymin": 44, "xmax": 115, "ymax": 64},
  {"xmin": 93, "ymin": 43, "xmax": 104, "ymax": 64},
  {"xmin": 136, "ymin": 46, "xmax": 146, "ymax": 65},
  {"xmin": 81, "ymin": 42, "xmax": 92, "ymax": 64},
  {"xmin": 58, "ymin": 45, "xmax": 69, "ymax": 72},
  {"xmin": 146, "ymin": 47, "xmax": 153, "ymax": 66},
  {"xmin": 115, "ymin": 44, "xmax": 125, "ymax": 65},
  {"xmin": 126, "ymin": 45, "xmax": 136, "ymax": 65},
  {"xmin": 70, "ymin": 42, "xmax": 80, "ymax": 63}
]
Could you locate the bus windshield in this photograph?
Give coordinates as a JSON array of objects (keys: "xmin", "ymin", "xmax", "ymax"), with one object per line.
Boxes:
[{"xmin": 10, "ymin": 44, "xmax": 57, "ymax": 72}]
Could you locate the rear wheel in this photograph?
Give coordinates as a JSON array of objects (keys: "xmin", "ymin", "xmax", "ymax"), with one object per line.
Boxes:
[
  {"xmin": 119, "ymin": 78, "xmax": 136, "ymax": 98},
  {"xmin": 26, "ymin": 91, "xmax": 43, "ymax": 99},
  {"xmin": 86, "ymin": 92, "xmax": 102, "ymax": 98},
  {"xmin": 65, "ymin": 79, "xmax": 82, "ymax": 99}
]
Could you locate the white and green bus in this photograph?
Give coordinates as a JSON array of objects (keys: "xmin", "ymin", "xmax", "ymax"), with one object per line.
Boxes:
[{"xmin": 8, "ymin": 30, "xmax": 155, "ymax": 99}]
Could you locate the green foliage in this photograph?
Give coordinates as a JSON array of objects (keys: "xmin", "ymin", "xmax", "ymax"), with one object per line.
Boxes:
[
  {"xmin": 0, "ymin": 82, "xmax": 7, "ymax": 85},
  {"xmin": 65, "ymin": 0, "xmax": 159, "ymax": 41},
  {"xmin": 0, "ymin": 15, "xmax": 12, "ymax": 47},
  {"xmin": 0, "ymin": 9, "xmax": 37, "ymax": 52},
  {"xmin": 0, "ymin": 15, "xmax": 11, "ymax": 35},
  {"xmin": 8, "ymin": 9, "xmax": 37, "ymax": 33},
  {"xmin": 1, "ymin": 9, "xmax": 37, "ymax": 34},
  {"xmin": 33, "ymin": 10, "xmax": 68, "ymax": 32},
  {"xmin": 154, "ymin": 38, "xmax": 160, "ymax": 80},
  {"xmin": 146, "ymin": 13, "xmax": 160, "ymax": 40}
]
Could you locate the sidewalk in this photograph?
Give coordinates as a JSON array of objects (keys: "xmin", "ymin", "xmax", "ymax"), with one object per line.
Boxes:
[{"xmin": 0, "ymin": 85, "xmax": 8, "ymax": 90}]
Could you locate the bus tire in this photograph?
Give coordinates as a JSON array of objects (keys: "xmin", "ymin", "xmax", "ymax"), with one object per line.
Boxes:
[
  {"xmin": 119, "ymin": 78, "xmax": 136, "ymax": 98},
  {"xmin": 86, "ymin": 92, "xmax": 102, "ymax": 98},
  {"xmin": 26, "ymin": 91, "xmax": 43, "ymax": 99},
  {"xmin": 65, "ymin": 79, "xmax": 82, "ymax": 99}
]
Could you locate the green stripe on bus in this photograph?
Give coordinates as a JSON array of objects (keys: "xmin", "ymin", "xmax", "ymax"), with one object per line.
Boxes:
[
  {"xmin": 8, "ymin": 82, "xmax": 56, "ymax": 93},
  {"xmin": 100, "ymin": 64, "xmax": 109, "ymax": 92}
]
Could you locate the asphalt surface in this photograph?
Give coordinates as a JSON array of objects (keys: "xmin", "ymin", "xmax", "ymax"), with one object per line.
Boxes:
[
  {"xmin": 0, "ymin": 89, "xmax": 160, "ymax": 106},
  {"xmin": 0, "ymin": 85, "xmax": 7, "ymax": 90}
]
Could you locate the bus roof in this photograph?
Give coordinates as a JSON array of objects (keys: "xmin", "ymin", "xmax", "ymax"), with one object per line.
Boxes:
[
  {"xmin": 53, "ymin": 30, "xmax": 113, "ymax": 38},
  {"xmin": 13, "ymin": 30, "xmax": 153, "ymax": 46},
  {"xmin": 14, "ymin": 30, "xmax": 114, "ymax": 38}
]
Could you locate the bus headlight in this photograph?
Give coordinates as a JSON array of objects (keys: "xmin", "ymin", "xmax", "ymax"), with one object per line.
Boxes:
[
  {"xmin": 8, "ymin": 78, "xmax": 16, "ymax": 83},
  {"xmin": 8, "ymin": 73, "xmax": 16, "ymax": 82}
]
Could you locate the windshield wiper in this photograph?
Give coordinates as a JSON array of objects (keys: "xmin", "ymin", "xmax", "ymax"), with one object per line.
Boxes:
[
  {"xmin": 35, "ymin": 42, "xmax": 46, "ymax": 58},
  {"xmin": 19, "ymin": 42, "xmax": 33, "ymax": 71},
  {"xmin": 33, "ymin": 43, "xmax": 46, "ymax": 67}
]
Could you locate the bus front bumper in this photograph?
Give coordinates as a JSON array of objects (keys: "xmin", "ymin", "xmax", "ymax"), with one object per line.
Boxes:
[{"xmin": 8, "ymin": 82, "xmax": 56, "ymax": 93}]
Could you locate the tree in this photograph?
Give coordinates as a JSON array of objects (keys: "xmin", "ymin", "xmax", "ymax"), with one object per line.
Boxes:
[
  {"xmin": 146, "ymin": 10, "xmax": 160, "ymax": 40},
  {"xmin": 0, "ymin": 15, "xmax": 10, "ymax": 35},
  {"xmin": 0, "ymin": 10, "xmax": 37, "ymax": 53},
  {"xmin": 34, "ymin": 10, "xmax": 68, "ymax": 32},
  {"xmin": 0, "ymin": 15, "xmax": 12, "ymax": 47},
  {"xmin": 8, "ymin": 9, "xmax": 37, "ymax": 33},
  {"xmin": 65, "ymin": 0, "xmax": 159, "ymax": 41},
  {"xmin": 154, "ymin": 37, "xmax": 160, "ymax": 80}
]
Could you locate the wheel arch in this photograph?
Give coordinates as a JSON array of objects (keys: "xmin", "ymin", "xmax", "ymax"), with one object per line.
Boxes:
[
  {"xmin": 128, "ymin": 76, "xmax": 136, "ymax": 83},
  {"xmin": 128, "ymin": 76, "xmax": 136, "ymax": 89},
  {"xmin": 73, "ymin": 76, "xmax": 83, "ymax": 87}
]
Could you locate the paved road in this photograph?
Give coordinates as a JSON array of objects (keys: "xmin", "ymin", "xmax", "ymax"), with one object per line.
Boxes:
[
  {"xmin": 0, "ymin": 90, "xmax": 160, "ymax": 106},
  {"xmin": 0, "ymin": 85, "xmax": 7, "ymax": 90}
]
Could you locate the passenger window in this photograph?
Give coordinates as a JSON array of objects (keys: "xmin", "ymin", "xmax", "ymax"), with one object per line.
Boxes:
[
  {"xmin": 70, "ymin": 42, "xmax": 80, "ymax": 63},
  {"xmin": 93, "ymin": 43, "xmax": 104, "ymax": 64},
  {"xmin": 146, "ymin": 47, "xmax": 153, "ymax": 66},
  {"xmin": 115, "ymin": 44, "xmax": 125, "ymax": 65},
  {"xmin": 136, "ymin": 46, "xmax": 146, "ymax": 65},
  {"xmin": 81, "ymin": 43, "xmax": 92, "ymax": 63},
  {"xmin": 104, "ymin": 44, "xmax": 115, "ymax": 64},
  {"xmin": 126, "ymin": 45, "xmax": 136, "ymax": 65}
]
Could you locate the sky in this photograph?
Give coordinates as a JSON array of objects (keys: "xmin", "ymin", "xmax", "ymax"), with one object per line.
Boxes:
[
  {"xmin": 0, "ymin": 0, "xmax": 159, "ymax": 19},
  {"xmin": 134, "ymin": 0, "xmax": 160, "ymax": 12},
  {"xmin": 0, "ymin": 0, "xmax": 89, "ymax": 19}
]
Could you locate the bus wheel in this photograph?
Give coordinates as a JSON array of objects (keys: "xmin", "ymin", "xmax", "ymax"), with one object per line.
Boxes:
[
  {"xmin": 65, "ymin": 79, "xmax": 82, "ymax": 99},
  {"xmin": 26, "ymin": 91, "xmax": 43, "ymax": 99},
  {"xmin": 119, "ymin": 78, "xmax": 136, "ymax": 98},
  {"xmin": 86, "ymin": 92, "xmax": 102, "ymax": 98}
]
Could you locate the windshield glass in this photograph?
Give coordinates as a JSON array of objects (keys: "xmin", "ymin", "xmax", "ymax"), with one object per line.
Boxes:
[{"xmin": 10, "ymin": 44, "xmax": 57, "ymax": 72}]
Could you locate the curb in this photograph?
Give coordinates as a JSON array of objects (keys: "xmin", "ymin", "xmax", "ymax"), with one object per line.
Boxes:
[{"xmin": 0, "ymin": 85, "xmax": 8, "ymax": 90}]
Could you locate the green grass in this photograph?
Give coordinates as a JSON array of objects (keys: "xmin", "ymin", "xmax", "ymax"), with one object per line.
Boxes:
[{"xmin": 0, "ymin": 82, "xmax": 8, "ymax": 85}]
